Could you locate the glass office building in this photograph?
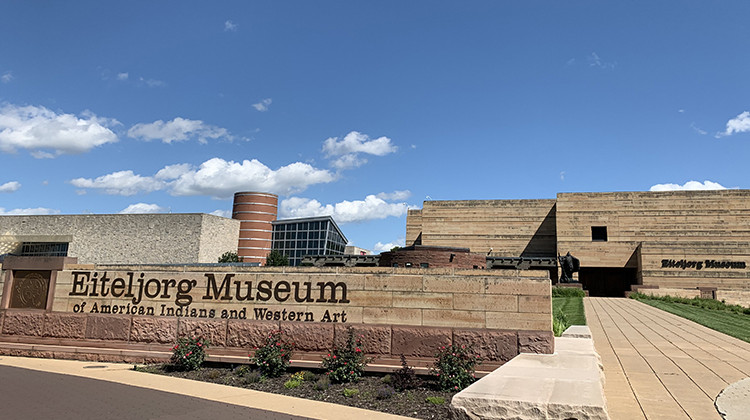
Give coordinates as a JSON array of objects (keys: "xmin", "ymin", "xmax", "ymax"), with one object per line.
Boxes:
[{"xmin": 271, "ymin": 216, "xmax": 347, "ymax": 266}]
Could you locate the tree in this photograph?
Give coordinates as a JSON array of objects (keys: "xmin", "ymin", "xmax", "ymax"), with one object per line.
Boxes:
[
  {"xmin": 266, "ymin": 250, "xmax": 289, "ymax": 266},
  {"xmin": 218, "ymin": 251, "xmax": 241, "ymax": 263}
]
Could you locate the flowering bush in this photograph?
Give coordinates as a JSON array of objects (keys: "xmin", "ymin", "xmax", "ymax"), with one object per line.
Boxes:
[
  {"xmin": 431, "ymin": 344, "xmax": 480, "ymax": 391},
  {"xmin": 392, "ymin": 354, "xmax": 420, "ymax": 391},
  {"xmin": 321, "ymin": 328, "xmax": 369, "ymax": 383},
  {"xmin": 170, "ymin": 336, "xmax": 209, "ymax": 371},
  {"xmin": 249, "ymin": 330, "xmax": 294, "ymax": 378}
]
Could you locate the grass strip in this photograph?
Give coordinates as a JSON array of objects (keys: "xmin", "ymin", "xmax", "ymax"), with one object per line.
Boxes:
[
  {"xmin": 552, "ymin": 296, "xmax": 586, "ymax": 326},
  {"xmin": 632, "ymin": 297, "xmax": 750, "ymax": 343}
]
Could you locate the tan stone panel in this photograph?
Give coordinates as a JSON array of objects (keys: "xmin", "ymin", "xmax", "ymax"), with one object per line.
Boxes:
[
  {"xmin": 518, "ymin": 295, "xmax": 552, "ymax": 314},
  {"xmin": 423, "ymin": 275, "xmax": 483, "ymax": 294},
  {"xmin": 350, "ymin": 290, "xmax": 393, "ymax": 308},
  {"xmin": 392, "ymin": 292, "xmax": 452, "ymax": 309},
  {"xmin": 486, "ymin": 311, "xmax": 551, "ymax": 331},
  {"xmin": 365, "ymin": 274, "xmax": 423, "ymax": 292},
  {"xmin": 422, "ymin": 309, "xmax": 485, "ymax": 328},
  {"xmin": 485, "ymin": 279, "xmax": 549, "ymax": 296},
  {"xmin": 362, "ymin": 307, "xmax": 422, "ymax": 325},
  {"xmin": 453, "ymin": 294, "xmax": 517, "ymax": 312}
]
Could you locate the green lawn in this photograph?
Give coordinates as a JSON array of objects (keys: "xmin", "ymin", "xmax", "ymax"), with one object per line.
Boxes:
[
  {"xmin": 552, "ymin": 296, "xmax": 586, "ymax": 326},
  {"xmin": 634, "ymin": 298, "xmax": 750, "ymax": 343}
]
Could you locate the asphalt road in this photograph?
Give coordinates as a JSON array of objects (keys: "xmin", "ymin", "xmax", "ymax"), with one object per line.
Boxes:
[{"xmin": 0, "ymin": 365, "xmax": 310, "ymax": 420}]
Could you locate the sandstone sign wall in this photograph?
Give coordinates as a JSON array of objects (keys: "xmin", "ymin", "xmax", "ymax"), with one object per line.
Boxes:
[{"xmin": 0, "ymin": 261, "xmax": 553, "ymax": 368}]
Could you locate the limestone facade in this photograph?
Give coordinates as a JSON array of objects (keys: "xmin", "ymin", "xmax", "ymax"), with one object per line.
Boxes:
[{"xmin": 0, "ymin": 213, "xmax": 240, "ymax": 264}]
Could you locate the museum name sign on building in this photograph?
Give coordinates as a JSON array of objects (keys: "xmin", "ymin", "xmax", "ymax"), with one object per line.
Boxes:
[{"xmin": 660, "ymin": 259, "xmax": 747, "ymax": 270}]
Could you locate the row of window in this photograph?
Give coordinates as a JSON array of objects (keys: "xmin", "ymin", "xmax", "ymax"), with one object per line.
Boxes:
[{"xmin": 275, "ymin": 221, "xmax": 328, "ymax": 231}]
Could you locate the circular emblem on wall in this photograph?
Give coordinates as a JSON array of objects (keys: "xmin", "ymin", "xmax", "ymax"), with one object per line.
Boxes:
[{"xmin": 13, "ymin": 272, "xmax": 48, "ymax": 308}]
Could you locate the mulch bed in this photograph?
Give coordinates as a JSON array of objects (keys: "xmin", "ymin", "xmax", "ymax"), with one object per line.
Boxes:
[{"xmin": 136, "ymin": 363, "xmax": 458, "ymax": 419}]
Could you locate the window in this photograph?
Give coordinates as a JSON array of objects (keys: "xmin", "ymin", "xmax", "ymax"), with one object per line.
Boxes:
[
  {"xmin": 392, "ymin": 263, "xmax": 399, "ymax": 267},
  {"xmin": 420, "ymin": 263, "xmax": 429, "ymax": 268},
  {"xmin": 20, "ymin": 242, "xmax": 69, "ymax": 257},
  {"xmin": 405, "ymin": 262, "xmax": 412, "ymax": 268},
  {"xmin": 591, "ymin": 226, "xmax": 608, "ymax": 242}
]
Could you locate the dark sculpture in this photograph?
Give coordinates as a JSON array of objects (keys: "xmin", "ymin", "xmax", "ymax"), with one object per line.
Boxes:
[{"xmin": 558, "ymin": 252, "xmax": 580, "ymax": 283}]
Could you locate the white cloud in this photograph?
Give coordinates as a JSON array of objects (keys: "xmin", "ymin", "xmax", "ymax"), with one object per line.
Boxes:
[
  {"xmin": 119, "ymin": 203, "xmax": 167, "ymax": 214},
  {"xmin": 716, "ymin": 111, "xmax": 750, "ymax": 138},
  {"xmin": 691, "ymin": 122, "xmax": 707, "ymax": 135},
  {"xmin": 376, "ymin": 190, "xmax": 411, "ymax": 201},
  {"xmin": 588, "ymin": 52, "xmax": 616, "ymax": 69},
  {"xmin": 649, "ymin": 180, "xmax": 727, "ymax": 192},
  {"xmin": 1, "ymin": 72, "xmax": 12, "ymax": 83},
  {"xmin": 372, "ymin": 238, "xmax": 406, "ymax": 253},
  {"xmin": 117, "ymin": 72, "xmax": 129, "ymax": 81},
  {"xmin": 0, "ymin": 104, "xmax": 119, "ymax": 158},
  {"xmin": 322, "ymin": 131, "xmax": 397, "ymax": 169},
  {"xmin": 252, "ymin": 98, "xmax": 272, "ymax": 112},
  {"xmin": 224, "ymin": 20, "xmax": 238, "ymax": 32},
  {"xmin": 127, "ymin": 117, "xmax": 231, "ymax": 144},
  {"xmin": 71, "ymin": 158, "xmax": 336, "ymax": 198},
  {"xmin": 70, "ymin": 170, "xmax": 165, "ymax": 196},
  {"xmin": 169, "ymin": 158, "xmax": 336, "ymax": 198},
  {"xmin": 140, "ymin": 77, "xmax": 165, "ymax": 88},
  {"xmin": 279, "ymin": 194, "xmax": 412, "ymax": 223},
  {"xmin": 0, "ymin": 207, "xmax": 60, "ymax": 215},
  {"xmin": 0, "ymin": 181, "xmax": 21, "ymax": 193},
  {"xmin": 210, "ymin": 209, "xmax": 232, "ymax": 218}
]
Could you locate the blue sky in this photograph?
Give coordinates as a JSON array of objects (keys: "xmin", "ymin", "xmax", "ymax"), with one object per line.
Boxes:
[{"xmin": 1, "ymin": 1, "xmax": 749, "ymax": 252}]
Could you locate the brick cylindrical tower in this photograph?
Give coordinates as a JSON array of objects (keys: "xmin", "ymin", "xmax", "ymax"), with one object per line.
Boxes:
[{"xmin": 232, "ymin": 192, "xmax": 278, "ymax": 265}]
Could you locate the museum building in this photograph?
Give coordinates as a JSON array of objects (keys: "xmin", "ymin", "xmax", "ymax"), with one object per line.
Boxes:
[{"xmin": 406, "ymin": 190, "xmax": 750, "ymax": 302}]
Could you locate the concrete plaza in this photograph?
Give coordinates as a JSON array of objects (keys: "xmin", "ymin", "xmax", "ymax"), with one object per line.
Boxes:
[{"xmin": 585, "ymin": 297, "xmax": 750, "ymax": 420}]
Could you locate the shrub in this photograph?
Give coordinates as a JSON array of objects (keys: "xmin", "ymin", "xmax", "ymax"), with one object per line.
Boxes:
[
  {"xmin": 376, "ymin": 386, "xmax": 395, "ymax": 400},
  {"xmin": 314, "ymin": 376, "xmax": 330, "ymax": 391},
  {"xmin": 392, "ymin": 354, "xmax": 420, "ymax": 391},
  {"xmin": 432, "ymin": 344, "xmax": 480, "ymax": 391},
  {"xmin": 170, "ymin": 336, "xmax": 209, "ymax": 371},
  {"xmin": 284, "ymin": 379, "xmax": 302, "ymax": 389},
  {"xmin": 553, "ymin": 310, "xmax": 570, "ymax": 337},
  {"xmin": 342, "ymin": 388, "xmax": 359, "ymax": 398},
  {"xmin": 321, "ymin": 328, "xmax": 370, "ymax": 383},
  {"xmin": 244, "ymin": 370, "xmax": 263, "ymax": 384},
  {"xmin": 426, "ymin": 396, "xmax": 446, "ymax": 405},
  {"xmin": 301, "ymin": 370, "xmax": 317, "ymax": 382},
  {"xmin": 218, "ymin": 251, "xmax": 241, "ymax": 263},
  {"xmin": 381, "ymin": 374, "xmax": 393, "ymax": 384},
  {"xmin": 552, "ymin": 287, "xmax": 585, "ymax": 297},
  {"xmin": 234, "ymin": 365, "xmax": 251, "ymax": 376},
  {"xmin": 266, "ymin": 250, "xmax": 289, "ymax": 266},
  {"xmin": 249, "ymin": 330, "xmax": 294, "ymax": 378}
]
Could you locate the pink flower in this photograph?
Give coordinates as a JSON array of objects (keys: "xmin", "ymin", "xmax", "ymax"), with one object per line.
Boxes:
[{"xmin": 333, "ymin": 355, "xmax": 337, "ymax": 359}]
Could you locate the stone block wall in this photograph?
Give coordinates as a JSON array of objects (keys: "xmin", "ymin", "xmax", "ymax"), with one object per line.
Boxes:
[
  {"xmin": 411, "ymin": 199, "xmax": 557, "ymax": 257},
  {"xmin": 0, "ymin": 265, "xmax": 553, "ymax": 368}
]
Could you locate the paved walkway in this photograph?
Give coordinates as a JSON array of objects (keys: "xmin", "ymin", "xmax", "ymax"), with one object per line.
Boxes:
[
  {"xmin": 0, "ymin": 356, "xmax": 413, "ymax": 420},
  {"xmin": 585, "ymin": 297, "xmax": 750, "ymax": 420}
]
